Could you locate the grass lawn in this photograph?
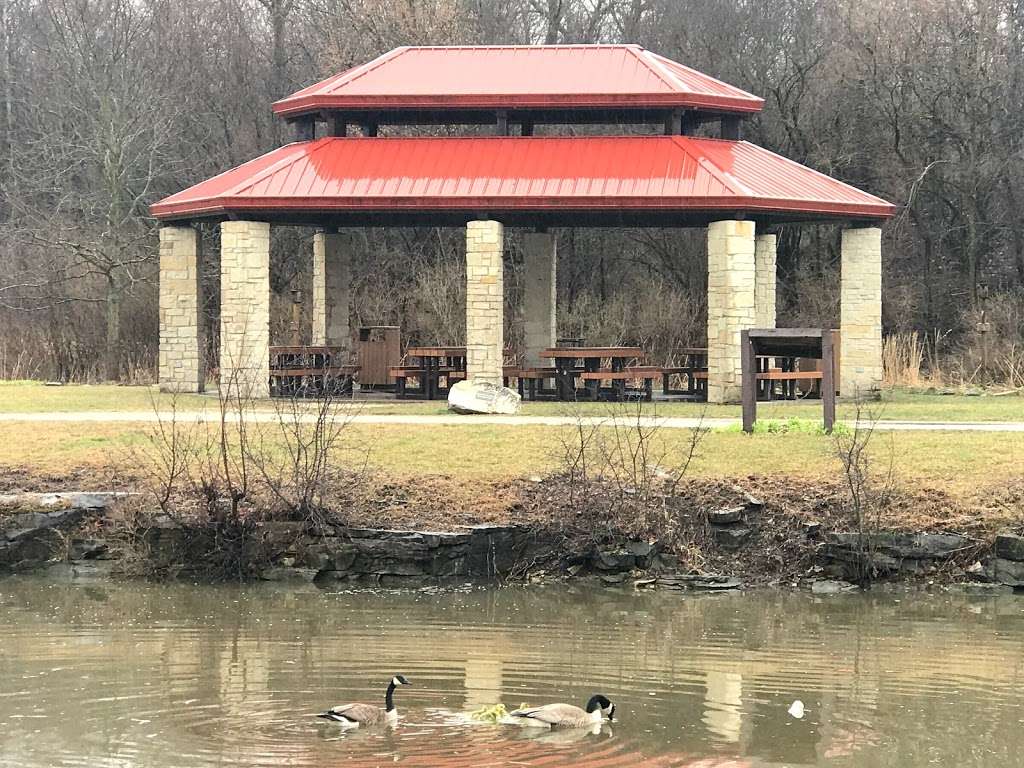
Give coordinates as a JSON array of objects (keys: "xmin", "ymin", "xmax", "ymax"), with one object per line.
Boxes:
[
  {"xmin": 0, "ymin": 381, "xmax": 1022, "ymax": 422},
  {"xmin": 0, "ymin": 418, "xmax": 1020, "ymax": 501},
  {"xmin": 0, "ymin": 381, "xmax": 1020, "ymax": 503}
]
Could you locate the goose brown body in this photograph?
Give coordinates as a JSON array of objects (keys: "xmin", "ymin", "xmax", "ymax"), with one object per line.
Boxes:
[
  {"xmin": 317, "ymin": 675, "xmax": 410, "ymax": 727},
  {"xmin": 320, "ymin": 702, "xmax": 391, "ymax": 726},
  {"xmin": 510, "ymin": 695, "xmax": 614, "ymax": 728}
]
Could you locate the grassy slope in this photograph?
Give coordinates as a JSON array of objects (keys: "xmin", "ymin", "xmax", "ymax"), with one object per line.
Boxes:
[
  {"xmin": 0, "ymin": 382, "xmax": 1020, "ymax": 504},
  {"xmin": 1, "ymin": 381, "xmax": 1022, "ymax": 421},
  {"xmin": 0, "ymin": 419, "xmax": 1021, "ymax": 500}
]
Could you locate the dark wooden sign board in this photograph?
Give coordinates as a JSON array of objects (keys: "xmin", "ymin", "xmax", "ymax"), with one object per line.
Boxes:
[{"xmin": 741, "ymin": 328, "xmax": 836, "ymax": 434}]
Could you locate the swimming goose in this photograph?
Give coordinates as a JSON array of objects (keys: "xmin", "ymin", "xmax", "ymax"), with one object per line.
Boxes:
[
  {"xmin": 317, "ymin": 675, "xmax": 411, "ymax": 727},
  {"xmin": 510, "ymin": 695, "xmax": 615, "ymax": 728}
]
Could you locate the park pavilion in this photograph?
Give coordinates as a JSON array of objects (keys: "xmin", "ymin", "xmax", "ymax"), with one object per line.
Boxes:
[{"xmin": 150, "ymin": 44, "xmax": 894, "ymax": 403}]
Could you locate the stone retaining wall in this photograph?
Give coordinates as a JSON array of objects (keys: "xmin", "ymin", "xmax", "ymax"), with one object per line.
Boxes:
[{"xmin": 3, "ymin": 493, "xmax": 1022, "ymax": 592}]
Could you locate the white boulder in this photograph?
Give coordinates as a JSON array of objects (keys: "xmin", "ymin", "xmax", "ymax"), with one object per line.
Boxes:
[{"xmin": 448, "ymin": 380, "xmax": 522, "ymax": 415}]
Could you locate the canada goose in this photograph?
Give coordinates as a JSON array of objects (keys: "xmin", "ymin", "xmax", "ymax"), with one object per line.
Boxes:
[
  {"xmin": 510, "ymin": 695, "xmax": 615, "ymax": 728},
  {"xmin": 316, "ymin": 675, "xmax": 411, "ymax": 727}
]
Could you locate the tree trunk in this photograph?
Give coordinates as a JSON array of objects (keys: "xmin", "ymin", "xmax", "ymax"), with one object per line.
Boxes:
[
  {"xmin": 543, "ymin": 0, "xmax": 561, "ymax": 43},
  {"xmin": 105, "ymin": 273, "xmax": 122, "ymax": 381}
]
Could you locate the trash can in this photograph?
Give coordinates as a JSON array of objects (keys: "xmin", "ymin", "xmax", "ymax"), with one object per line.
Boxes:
[{"xmin": 357, "ymin": 326, "xmax": 400, "ymax": 389}]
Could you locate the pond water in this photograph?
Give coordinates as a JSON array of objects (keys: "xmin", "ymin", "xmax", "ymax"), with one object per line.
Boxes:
[{"xmin": 0, "ymin": 579, "xmax": 1022, "ymax": 768}]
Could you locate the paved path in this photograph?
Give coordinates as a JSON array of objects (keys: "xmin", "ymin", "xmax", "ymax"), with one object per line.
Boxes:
[{"xmin": 1, "ymin": 410, "xmax": 1023, "ymax": 432}]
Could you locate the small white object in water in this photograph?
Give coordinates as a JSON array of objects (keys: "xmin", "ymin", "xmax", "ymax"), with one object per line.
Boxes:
[{"xmin": 788, "ymin": 700, "xmax": 805, "ymax": 719}]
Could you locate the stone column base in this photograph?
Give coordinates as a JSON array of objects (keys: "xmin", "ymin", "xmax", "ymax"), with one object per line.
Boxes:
[
  {"xmin": 840, "ymin": 227, "xmax": 883, "ymax": 396},
  {"xmin": 158, "ymin": 226, "xmax": 205, "ymax": 393},
  {"xmin": 466, "ymin": 220, "xmax": 504, "ymax": 385},
  {"xmin": 707, "ymin": 220, "xmax": 756, "ymax": 403},
  {"xmin": 220, "ymin": 220, "xmax": 270, "ymax": 400}
]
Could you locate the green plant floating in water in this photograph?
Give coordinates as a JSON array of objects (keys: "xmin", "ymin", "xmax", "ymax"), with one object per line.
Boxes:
[{"xmin": 469, "ymin": 703, "xmax": 513, "ymax": 723}]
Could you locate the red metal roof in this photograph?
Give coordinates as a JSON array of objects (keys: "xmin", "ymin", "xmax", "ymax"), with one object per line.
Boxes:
[
  {"xmin": 151, "ymin": 136, "xmax": 894, "ymax": 223},
  {"xmin": 272, "ymin": 45, "xmax": 764, "ymax": 117}
]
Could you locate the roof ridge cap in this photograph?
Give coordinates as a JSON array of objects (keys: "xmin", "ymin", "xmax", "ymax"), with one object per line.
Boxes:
[
  {"xmin": 736, "ymin": 141, "xmax": 894, "ymax": 206},
  {"xmin": 227, "ymin": 139, "xmax": 331, "ymax": 196},
  {"xmin": 630, "ymin": 47, "xmax": 693, "ymax": 94},
  {"xmin": 402, "ymin": 43, "xmax": 639, "ymax": 49},
  {"xmin": 671, "ymin": 136, "xmax": 754, "ymax": 198},
  {"xmin": 322, "ymin": 46, "xmax": 408, "ymax": 95},
  {"xmin": 648, "ymin": 52, "xmax": 762, "ymax": 103}
]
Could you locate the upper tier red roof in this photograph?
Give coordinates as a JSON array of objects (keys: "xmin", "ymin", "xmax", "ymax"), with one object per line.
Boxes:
[
  {"xmin": 151, "ymin": 136, "xmax": 894, "ymax": 225},
  {"xmin": 272, "ymin": 45, "xmax": 764, "ymax": 117}
]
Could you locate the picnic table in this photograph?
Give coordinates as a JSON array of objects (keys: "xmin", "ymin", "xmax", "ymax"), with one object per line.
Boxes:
[
  {"xmin": 269, "ymin": 345, "xmax": 358, "ymax": 397},
  {"xmin": 662, "ymin": 347, "xmax": 709, "ymax": 398},
  {"xmin": 539, "ymin": 346, "xmax": 648, "ymax": 401},
  {"xmin": 392, "ymin": 346, "xmax": 467, "ymax": 399}
]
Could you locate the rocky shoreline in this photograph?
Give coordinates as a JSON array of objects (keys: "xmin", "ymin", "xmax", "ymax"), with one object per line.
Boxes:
[{"xmin": 2, "ymin": 491, "xmax": 1022, "ymax": 593}]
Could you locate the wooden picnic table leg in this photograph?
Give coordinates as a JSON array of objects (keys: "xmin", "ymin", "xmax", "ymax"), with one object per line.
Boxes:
[
  {"xmin": 822, "ymin": 331, "xmax": 836, "ymax": 433},
  {"xmin": 587, "ymin": 357, "xmax": 601, "ymax": 400},
  {"xmin": 741, "ymin": 330, "xmax": 756, "ymax": 433},
  {"xmin": 427, "ymin": 357, "xmax": 438, "ymax": 400}
]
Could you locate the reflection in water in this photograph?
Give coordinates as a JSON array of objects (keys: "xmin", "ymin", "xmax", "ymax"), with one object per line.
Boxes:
[
  {"xmin": 0, "ymin": 579, "xmax": 1021, "ymax": 767},
  {"xmin": 704, "ymin": 670, "xmax": 743, "ymax": 742}
]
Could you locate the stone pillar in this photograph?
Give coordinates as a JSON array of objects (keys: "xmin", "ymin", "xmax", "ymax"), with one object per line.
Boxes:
[
  {"xmin": 312, "ymin": 231, "xmax": 351, "ymax": 348},
  {"xmin": 465, "ymin": 220, "xmax": 504, "ymax": 385},
  {"xmin": 840, "ymin": 226, "xmax": 883, "ymax": 395},
  {"xmin": 522, "ymin": 231, "xmax": 556, "ymax": 367},
  {"xmin": 220, "ymin": 220, "xmax": 270, "ymax": 400},
  {"xmin": 754, "ymin": 233, "xmax": 777, "ymax": 329},
  {"xmin": 158, "ymin": 226, "xmax": 205, "ymax": 392},
  {"xmin": 707, "ymin": 219, "xmax": 756, "ymax": 404}
]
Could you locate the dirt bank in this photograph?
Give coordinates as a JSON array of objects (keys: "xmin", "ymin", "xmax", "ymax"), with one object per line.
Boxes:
[{"xmin": 2, "ymin": 471, "xmax": 1022, "ymax": 589}]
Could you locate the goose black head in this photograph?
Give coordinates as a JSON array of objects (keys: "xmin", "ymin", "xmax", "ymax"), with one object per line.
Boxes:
[
  {"xmin": 391, "ymin": 674, "xmax": 411, "ymax": 686},
  {"xmin": 585, "ymin": 694, "xmax": 613, "ymax": 718}
]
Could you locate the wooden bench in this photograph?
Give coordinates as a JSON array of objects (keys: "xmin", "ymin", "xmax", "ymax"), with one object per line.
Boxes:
[
  {"xmin": 660, "ymin": 365, "xmax": 708, "ymax": 397},
  {"xmin": 756, "ymin": 369, "xmax": 823, "ymax": 399},
  {"xmin": 269, "ymin": 365, "xmax": 359, "ymax": 398},
  {"xmin": 578, "ymin": 366, "xmax": 661, "ymax": 401},
  {"xmin": 503, "ymin": 367, "xmax": 563, "ymax": 400},
  {"xmin": 389, "ymin": 365, "xmax": 466, "ymax": 398}
]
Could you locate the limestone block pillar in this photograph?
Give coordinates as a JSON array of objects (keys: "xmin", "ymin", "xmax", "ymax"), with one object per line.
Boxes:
[
  {"xmin": 754, "ymin": 233, "xmax": 777, "ymax": 329},
  {"xmin": 707, "ymin": 219, "xmax": 756, "ymax": 404},
  {"xmin": 840, "ymin": 226, "xmax": 883, "ymax": 395},
  {"xmin": 465, "ymin": 220, "xmax": 504, "ymax": 385},
  {"xmin": 158, "ymin": 225, "xmax": 205, "ymax": 392},
  {"xmin": 312, "ymin": 231, "xmax": 351, "ymax": 348},
  {"xmin": 522, "ymin": 231, "xmax": 556, "ymax": 367},
  {"xmin": 220, "ymin": 220, "xmax": 270, "ymax": 400}
]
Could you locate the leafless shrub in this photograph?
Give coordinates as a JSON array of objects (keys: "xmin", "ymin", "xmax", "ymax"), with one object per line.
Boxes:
[
  {"xmin": 247, "ymin": 373, "xmax": 368, "ymax": 532},
  {"xmin": 833, "ymin": 394, "xmax": 897, "ymax": 585},
  {"xmin": 557, "ymin": 398, "xmax": 708, "ymax": 542},
  {"xmin": 116, "ymin": 358, "xmax": 369, "ymax": 580}
]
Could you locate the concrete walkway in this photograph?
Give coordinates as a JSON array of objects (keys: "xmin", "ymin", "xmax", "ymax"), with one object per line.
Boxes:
[{"xmin": 1, "ymin": 410, "xmax": 1023, "ymax": 432}]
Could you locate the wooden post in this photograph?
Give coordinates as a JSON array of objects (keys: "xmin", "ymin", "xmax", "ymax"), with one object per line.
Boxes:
[
  {"xmin": 664, "ymin": 109, "xmax": 682, "ymax": 135},
  {"xmin": 681, "ymin": 112, "xmax": 698, "ymax": 136},
  {"xmin": 521, "ymin": 120, "xmax": 534, "ymax": 136},
  {"xmin": 822, "ymin": 329, "xmax": 836, "ymax": 434},
  {"xmin": 741, "ymin": 329, "xmax": 757, "ymax": 433},
  {"xmin": 290, "ymin": 289, "xmax": 302, "ymax": 346},
  {"xmin": 293, "ymin": 117, "xmax": 315, "ymax": 142},
  {"xmin": 722, "ymin": 116, "xmax": 741, "ymax": 140},
  {"xmin": 328, "ymin": 114, "xmax": 347, "ymax": 137},
  {"xmin": 496, "ymin": 110, "xmax": 509, "ymax": 135},
  {"xmin": 361, "ymin": 122, "xmax": 378, "ymax": 137}
]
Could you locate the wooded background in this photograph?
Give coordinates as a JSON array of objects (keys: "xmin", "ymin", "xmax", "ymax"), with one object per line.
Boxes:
[{"xmin": 0, "ymin": 0, "xmax": 1021, "ymax": 385}]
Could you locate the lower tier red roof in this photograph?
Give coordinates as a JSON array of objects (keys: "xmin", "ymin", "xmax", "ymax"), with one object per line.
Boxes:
[{"xmin": 151, "ymin": 136, "xmax": 894, "ymax": 226}]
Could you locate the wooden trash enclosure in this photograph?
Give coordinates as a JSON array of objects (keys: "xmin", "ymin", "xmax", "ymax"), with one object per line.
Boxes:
[{"xmin": 357, "ymin": 326, "xmax": 400, "ymax": 388}]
